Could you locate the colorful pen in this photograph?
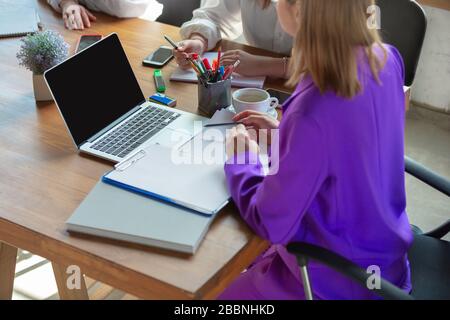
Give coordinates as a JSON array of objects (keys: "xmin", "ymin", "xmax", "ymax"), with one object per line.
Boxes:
[
  {"xmin": 222, "ymin": 66, "xmax": 233, "ymax": 80},
  {"xmin": 203, "ymin": 58, "xmax": 211, "ymax": 71},
  {"xmin": 188, "ymin": 58, "xmax": 201, "ymax": 75},
  {"xmin": 223, "ymin": 59, "xmax": 240, "ymax": 80},
  {"xmin": 217, "ymin": 50, "xmax": 221, "ymax": 67}
]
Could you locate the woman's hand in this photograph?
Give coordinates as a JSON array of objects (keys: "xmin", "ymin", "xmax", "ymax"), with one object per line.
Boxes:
[
  {"xmin": 233, "ymin": 110, "xmax": 280, "ymax": 145},
  {"xmin": 220, "ymin": 50, "xmax": 260, "ymax": 76},
  {"xmin": 221, "ymin": 50, "xmax": 287, "ymax": 78},
  {"xmin": 60, "ymin": 0, "xmax": 96, "ymax": 30},
  {"xmin": 226, "ymin": 124, "xmax": 259, "ymax": 159},
  {"xmin": 173, "ymin": 39, "xmax": 206, "ymax": 70}
]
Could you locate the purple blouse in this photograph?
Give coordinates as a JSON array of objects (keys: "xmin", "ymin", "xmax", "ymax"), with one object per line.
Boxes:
[{"xmin": 220, "ymin": 45, "xmax": 413, "ymax": 300}]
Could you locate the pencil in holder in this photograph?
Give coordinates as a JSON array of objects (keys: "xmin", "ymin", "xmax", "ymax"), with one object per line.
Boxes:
[{"xmin": 197, "ymin": 77, "xmax": 232, "ymax": 117}]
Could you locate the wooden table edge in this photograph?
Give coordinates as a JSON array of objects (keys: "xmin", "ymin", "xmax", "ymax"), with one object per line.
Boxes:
[
  {"xmin": 0, "ymin": 216, "xmax": 269, "ymax": 299},
  {"xmin": 0, "ymin": 217, "xmax": 190, "ymax": 299}
]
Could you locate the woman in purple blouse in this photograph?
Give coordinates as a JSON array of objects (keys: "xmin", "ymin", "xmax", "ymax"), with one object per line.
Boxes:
[{"xmin": 220, "ymin": 0, "xmax": 412, "ymax": 300}]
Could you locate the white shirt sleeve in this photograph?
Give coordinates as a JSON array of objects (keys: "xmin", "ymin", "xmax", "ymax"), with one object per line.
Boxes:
[
  {"xmin": 47, "ymin": 0, "xmax": 65, "ymax": 13},
  {"xmin": 48, "ymin": 0, "xmax": 152, "ymax": 18},
  {"xmin": 180, "ymin": 0, "xmax": 243, "ymax": 51},
  {"xmin": 82, "ymin": 0, "xmax": 152, "ymax": 18}
]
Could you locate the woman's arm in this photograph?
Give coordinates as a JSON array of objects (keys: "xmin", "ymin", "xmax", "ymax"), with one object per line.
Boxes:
[
  {"xmin": 180, "ymin": 0, "xmax": 243, "ymax": 51},
  {"xmin": 220, "ymin": 50, "xmax": 290, "ymax": 78},
  {"xmin": 82, "ymin": 0, "xmax": 153, "ymax": 18},
  {"xmin": 49, "ymin": 0, "xmax": 96, "ymax": 30},
  {"xmin": 47, "ymin": 0, "xmax": 65, "ymax": 12},
  {"xmin": 225, "ymin": 114, "xmax": 328, "ymax": 244}
]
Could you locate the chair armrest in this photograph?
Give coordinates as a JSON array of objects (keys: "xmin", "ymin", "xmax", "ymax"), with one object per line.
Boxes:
[
  {"xmin": 287, "ymin": 242, "xmax": 413, "ymax": 300},
  {"xmin": 405, "ymin": 156, "xmax": 450, "ymax": 197},
  {"xmin": 424, "ymin": 220, "xmax": 450, "ymax": 239}
]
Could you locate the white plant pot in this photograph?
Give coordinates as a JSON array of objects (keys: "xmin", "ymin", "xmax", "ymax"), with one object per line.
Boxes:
[{"xmin": 32, "ymin": 74, "xmax": 53, "ymax": 101}]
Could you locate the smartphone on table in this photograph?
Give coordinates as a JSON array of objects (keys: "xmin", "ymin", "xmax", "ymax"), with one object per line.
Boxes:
[
  {"xmin": 142, "ymin": 46, "xmax": 173, "ymax": 68},
  {"xmin": 267, "ymin": 88, "xmax": 292, "ymax": 107},
  {"xmin": 76, "ymin": 34, "xmax": 102, "ymax": 53}
]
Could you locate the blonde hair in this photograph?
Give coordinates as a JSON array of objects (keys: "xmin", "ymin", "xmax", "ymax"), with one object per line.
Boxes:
[{"xmin": 287, "ymin": 0, "xmax": 387, "ymax": 99}]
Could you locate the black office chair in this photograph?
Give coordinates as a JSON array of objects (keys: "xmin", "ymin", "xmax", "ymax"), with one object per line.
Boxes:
[
  {"xmin": 376, "ymin": 0, "xmax": 429, "ymax": 235},
  {"xmin": 288, "ymin": 158, "xmax": 450, "ymax": 300},
  {"xmin": 156, "ymin": 0, "xmax": 201, "ymax": 27},
  {"xmin": 376, "ymin": 0, "xmax": 427, "ymax": 87}
]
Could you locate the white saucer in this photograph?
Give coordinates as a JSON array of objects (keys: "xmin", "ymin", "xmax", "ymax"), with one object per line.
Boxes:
[{"xmin": 227, "ymin": 105, "xmax": 278, "ymax": 119}]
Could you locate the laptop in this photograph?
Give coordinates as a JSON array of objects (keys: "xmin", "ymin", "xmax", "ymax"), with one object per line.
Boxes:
[{"xmin": 45, "ymin": 33, "xmax": 206, "ymax": 163}]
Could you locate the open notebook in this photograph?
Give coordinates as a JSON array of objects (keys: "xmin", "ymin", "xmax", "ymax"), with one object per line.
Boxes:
[
  {"xmin": 0, "ymin": 7, "xmax": 40, "ymax": 38},
  {"xmin": 170, "ymin": 52, "xmax": 266, "ymax": 88}
]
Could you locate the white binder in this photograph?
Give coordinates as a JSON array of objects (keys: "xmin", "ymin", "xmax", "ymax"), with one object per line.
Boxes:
[{"xmin": 103, "ymin": 143, "xmax": 230, "ymax": 215}]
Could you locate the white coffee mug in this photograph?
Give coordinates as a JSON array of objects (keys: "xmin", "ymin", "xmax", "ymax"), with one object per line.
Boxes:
[{"xmin": 232, "ymin": 88, "xmax": 279, "ymax": 114}]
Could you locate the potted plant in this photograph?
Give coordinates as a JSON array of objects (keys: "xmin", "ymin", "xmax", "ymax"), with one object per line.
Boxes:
[{"xmin": 16, "ymin": 30, "xmax": 69, "ymax": 101}]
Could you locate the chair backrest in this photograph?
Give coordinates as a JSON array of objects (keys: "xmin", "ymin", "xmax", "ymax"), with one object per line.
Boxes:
[
  {"xmin": 376, "ymin": 0, "xmax": 427, "ymax": 86},
  {"xmin": 156, "ymin": 0, "xmax": 201, "ymax": 27},
  {"xmin": 287, "ymin": 242, "xmax": 414, "ymax": 300}
]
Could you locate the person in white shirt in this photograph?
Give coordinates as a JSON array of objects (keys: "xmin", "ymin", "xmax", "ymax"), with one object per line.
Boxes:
[
  {"xmin": 175, "ymin": 0, "xmax": 293, "ymax": 78},
  {"xmin": 47, "ymin": 0, "xmax": 153, "ymax": 30}
]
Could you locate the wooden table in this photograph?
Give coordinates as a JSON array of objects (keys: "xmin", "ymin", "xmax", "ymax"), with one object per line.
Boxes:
[{"xmin": 0, "ymin": 0, "xmax": 293, "ymax": 299}]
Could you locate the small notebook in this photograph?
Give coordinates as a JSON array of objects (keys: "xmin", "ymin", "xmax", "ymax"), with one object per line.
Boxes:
[
  {"xmin": 0, "ymin": 8, "xmax": 40, "ymax": 38},
  {"xmin": 170, "ymin": 52, "xmax": 266, "ymax": 89},
  {"xmin": 102, "ymin": 144, "xmax": 230, "ymax": 215}
]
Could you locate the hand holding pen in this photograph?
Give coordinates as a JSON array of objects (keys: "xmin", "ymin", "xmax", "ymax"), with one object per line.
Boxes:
[
  {"xmin": 166, "ymin": 35, "xmax": 205, "ymax": 70},
  {"xmin": 164, "ymin": 35, "xmax": 240, "ymax": 84}
]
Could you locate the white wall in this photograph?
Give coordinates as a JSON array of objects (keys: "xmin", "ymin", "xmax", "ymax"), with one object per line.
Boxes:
[{"xmin": 412, "ymin": 6, "xmax": 450, "ymax": 113}]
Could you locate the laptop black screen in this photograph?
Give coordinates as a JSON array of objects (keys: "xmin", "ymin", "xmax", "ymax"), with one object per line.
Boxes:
[{"xmin": 45, "ymin": 33, "xmax": 145, "ymax": 146}]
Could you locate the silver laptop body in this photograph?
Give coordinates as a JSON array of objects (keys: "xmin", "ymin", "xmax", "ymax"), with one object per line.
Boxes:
[{"xmin": 44, "ymin": 33, "xmax": 205, "ymax": 163}]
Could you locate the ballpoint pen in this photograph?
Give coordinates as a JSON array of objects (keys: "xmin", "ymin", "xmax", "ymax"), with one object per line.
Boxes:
[
  {"xmin": 204, "ymin": 122, "xmax": 242, "ymax": 127},
  {"xmin": 163, "ymin": 35, "xmax": 179, "ymax": 50}
]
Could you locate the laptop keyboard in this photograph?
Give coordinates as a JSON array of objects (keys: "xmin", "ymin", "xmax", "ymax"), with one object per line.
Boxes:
[{"xmin": 91, "ymin": 107, "xmax": 181, "ymax": 158}]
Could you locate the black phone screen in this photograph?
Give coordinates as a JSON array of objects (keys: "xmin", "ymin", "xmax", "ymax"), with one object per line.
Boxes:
[
  {"xmin": 267, "ymin": 89, "xmax": 291, "ymax": 105},
  {"xmin": 146, "ymin": 47, "xmax": 173, "ymax": 64},
  {"xmin": 77, "ymin": 35, "xmax": 102, "ymax": 53}
]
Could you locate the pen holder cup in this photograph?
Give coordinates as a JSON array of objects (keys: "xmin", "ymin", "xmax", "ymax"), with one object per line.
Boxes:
[{"xmin": 197, "ymin": 77, "xmax": 232, "ymax": 117}]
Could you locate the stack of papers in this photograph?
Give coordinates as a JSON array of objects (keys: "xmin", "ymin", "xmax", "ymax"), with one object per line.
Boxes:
[{"xmin": 170, "ymin": 52, "xmax": 266, "ymax": 89}]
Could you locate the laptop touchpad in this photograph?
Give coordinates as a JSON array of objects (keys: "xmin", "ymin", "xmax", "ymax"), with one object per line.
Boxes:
[{"xmin": 145, "ymin": 128, "xmax": 192, "ymax": 148}]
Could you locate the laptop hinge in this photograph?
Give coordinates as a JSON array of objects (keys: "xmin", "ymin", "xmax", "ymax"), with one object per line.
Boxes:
[{"xmin": 83, "ymin": 100, "xmax": 147, "ymax": 145}]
